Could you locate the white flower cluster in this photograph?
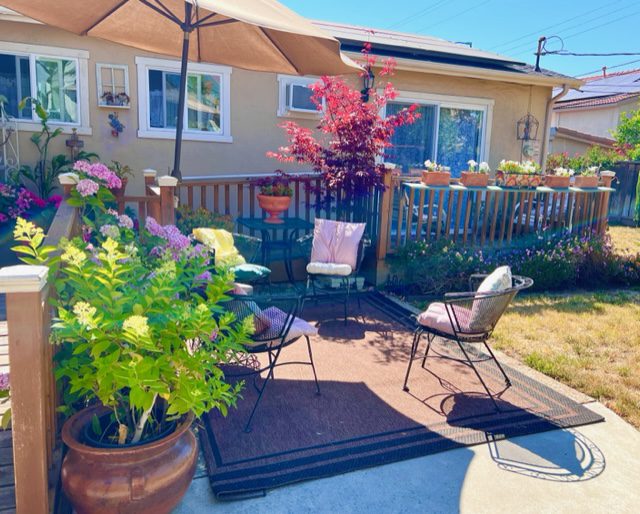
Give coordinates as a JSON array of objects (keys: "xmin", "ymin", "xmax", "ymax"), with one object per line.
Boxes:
[{"xmin": 553, "ymin": 167, "xmax": 575, "ymax": 177}]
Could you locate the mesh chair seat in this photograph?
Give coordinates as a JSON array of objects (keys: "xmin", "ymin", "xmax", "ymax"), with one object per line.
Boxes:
[{"xmin": 246, "ymin": 306, "xmax": 317, "ymax": 350}]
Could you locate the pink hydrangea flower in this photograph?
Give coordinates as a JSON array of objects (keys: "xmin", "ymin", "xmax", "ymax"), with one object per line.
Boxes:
[
  {"xmin": 76, "ymin": 179, "xmax": 100, "ymax": 197},
  {"xmin": 145, "ymin": 217, "xmax": 165, "ymax": 238},
  {"xmin": 73, "ymin": 160, "xmax": 93, "ymax": 173},
  {"xmin": 117, "ymin": 214, "xmax": 134, "ymax": 229},
  {"xmin": 86, "ymin": 163, "xmax": 122, "ymax": 190},
  {"xmin": 0, "ymin": 373, "xmax": 9, "ymax": 391}
]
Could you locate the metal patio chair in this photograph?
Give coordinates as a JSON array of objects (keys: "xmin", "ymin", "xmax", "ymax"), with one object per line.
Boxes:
[
  {"xmin": 225, "ymin": 294, "xmax": 320, "ymax": 432},
  {"xmin": 297, "ymin": 226, "xmax": 371, "ymax": 324},
  {"xmin": 403, "ymin": 274, "xmax": 533, "ymax": 409}
]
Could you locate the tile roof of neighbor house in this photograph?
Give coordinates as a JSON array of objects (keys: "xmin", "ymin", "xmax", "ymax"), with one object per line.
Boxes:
[
  {"xmin": 312, "ymin": 20, "xmax": 580, "ymax": 86},
  {"xmin": 555, "ymin": 68, "xmax": 640, "ymax": 110}
]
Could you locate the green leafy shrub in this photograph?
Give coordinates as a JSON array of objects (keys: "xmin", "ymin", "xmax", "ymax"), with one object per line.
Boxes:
[{"xmin": 176, "ymin": 206, "xmax": 234, "ymax": 236}]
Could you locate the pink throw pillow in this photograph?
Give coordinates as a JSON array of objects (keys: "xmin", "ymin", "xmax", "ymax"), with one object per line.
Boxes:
[{"xmin": 310, "ymin": 219, "xmax": 366, "ymax": 270}]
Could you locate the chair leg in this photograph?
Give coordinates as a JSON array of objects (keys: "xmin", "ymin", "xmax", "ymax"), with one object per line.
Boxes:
[
  {"xmin": 454, "ymin": 339, "xmax": 501, "ymax": 411},
  {"xmin": 305, "ymin": 336, "xmax": 321, "ymax": 395},
  {"xmin": 421, "ymin": 333, "xmax": 434, "ymax": 369},
  {"xmin": 343, "ymin": 277, "xmax": 351, "ymax": 325},
  {"xmin": 482, "ymin": 341, "xmax": 512, "ymax": 387},
  {"xmin": 244, "ymin": 346, "xmax": 282, "ymax": 433},
  {"xmin": 403, "ymin": 329, "xmax": 423, "ymax": 392}
]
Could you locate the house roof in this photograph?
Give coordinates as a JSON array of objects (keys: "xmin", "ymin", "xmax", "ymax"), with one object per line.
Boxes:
[
  {"xmin": 312, "ymin": 20, "xmax": 581, "ymax": 87},
  {"xmin": 555, "ymin": 68, "xmax": 640, "ymax": 110},
  {"xmin": 550, "ymin": 126, "xmax": 615, "ymax": 148}
]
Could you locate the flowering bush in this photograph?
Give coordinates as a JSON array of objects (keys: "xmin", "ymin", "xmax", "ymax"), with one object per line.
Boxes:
[
  {"xmin": 423, "ymin": 160, "xmax": 450, "ymax": 172},
  {"xmin": 498, "ymin": 160, "xmax": 542, "ymax": 175},
  {"xmin": 550, "ymin": 167, "xmax": 575, "ymax": 177},
  {"xmin": 175, "ymin": 206, "xmax": 234, "ymax": 236},
  {"xmin": 0, "ymin": 372, "xmax": 10, "ymax": 429},
  {"xmin": 390, "ymin": 231, "xmax": 640, "ymax": 296},
  {"xmin": 576, "ymin": 166, "xmax": 598, "ymax": 177},
  {"xmin": 0, "ymin": 182, "xmax": 58, "ymax": 224},
  {"xmin": 254, "ymin": 171, "xmax": 294, "ymax": 197},
  {"xmin": 268, "ymin": 44, "xmax": 420, "ymax": 205}
]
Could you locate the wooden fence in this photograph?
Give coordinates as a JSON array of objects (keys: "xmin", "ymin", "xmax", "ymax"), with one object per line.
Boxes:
[
  {"xmin": 609, "ymin": 161, "xmax": 639, "ymax": 225},
  {"xmin": 380, "ymin": 178, "xmax": 613, "ymax": 254}
]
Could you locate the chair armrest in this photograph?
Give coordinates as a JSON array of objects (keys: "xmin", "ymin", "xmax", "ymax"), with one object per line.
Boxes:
[{"xmin": 468, "ymin": 274, "xmax": 488, "ymax": 291}]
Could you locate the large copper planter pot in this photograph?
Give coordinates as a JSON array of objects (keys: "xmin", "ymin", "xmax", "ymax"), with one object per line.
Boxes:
[
  {"xmin": 257, "ymin": 194, "xmax": 291, "ymax": 224},
  {"xmin": 61, "ymin": 406, "xmax": 197, "ymax": 514},
  {"xmin": 543, "ymin": 175, "xmax": 571, "ymax": 188},
  {"xmin": 573, "ymin": 175, "xmax": 599, "ymax": 188},
  {"xmin": 460, "ymin": 172, "xmax": 489, "ymax": 187},
  {"xmin": 421, "ymin": 171, "xmax": 451, "ymax": 186}
]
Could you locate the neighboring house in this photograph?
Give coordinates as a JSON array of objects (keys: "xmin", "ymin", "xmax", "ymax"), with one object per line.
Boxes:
[
  {"xmin": 551, "ymin": 68, "xmax": 640, "ymax": 154},
  {"xmin": 0, "ymin": 9, "xmax": 580, "ymax": 194}
]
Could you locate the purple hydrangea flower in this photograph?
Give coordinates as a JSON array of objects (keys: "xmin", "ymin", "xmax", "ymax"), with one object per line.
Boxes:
[
  {"xmin": 0, "ymin": 372, "xmax": 9, "ymax": 391},
  {"xmin": 76, "ymin": 179, "xmax": 100, "ymax": 197},
  {"xmin": 117, "ymin": 214, "xmax": 134, "ymax": 229}
]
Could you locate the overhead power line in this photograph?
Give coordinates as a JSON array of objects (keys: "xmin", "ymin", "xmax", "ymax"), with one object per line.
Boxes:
[
  {"xmin": 576, "ymin": 58, "xmax": 640, "ymax": 77},
  {"xmin": 417, "ymin": 0, "xmax": 492, "ymax": 33},
  {"xmin": 386, "ymin": 0, "xmax": 449, "ymax": 30}
]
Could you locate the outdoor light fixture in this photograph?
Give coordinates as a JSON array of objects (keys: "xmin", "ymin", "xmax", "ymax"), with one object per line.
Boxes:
[
  {"xmin": 517, "ymin": 113, "xmax": 539, "ymax": 141},
  {"xmin": 361, "ymin": 66, "xmax": 375, "ymax": 102}
]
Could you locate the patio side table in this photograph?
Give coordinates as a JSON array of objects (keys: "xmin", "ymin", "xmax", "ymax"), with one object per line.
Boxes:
[{"xmin": 236, "ymin": 217, "xmax": 314, "ymax": 282}]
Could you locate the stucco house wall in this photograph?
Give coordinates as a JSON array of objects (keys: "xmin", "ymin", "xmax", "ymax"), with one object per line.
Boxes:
[
  {"xmin": 553, "ymin": 97, "xmax": 638, "ymax": 139},
  {"xmin": 1, "ymin": 19, "xmax": 553, "ymax": 195}
]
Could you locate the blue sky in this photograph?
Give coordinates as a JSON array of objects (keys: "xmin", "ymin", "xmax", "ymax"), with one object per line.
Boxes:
[{"xmin": 282, "ymin": 0, "xmax": 640, "ymax": 78}]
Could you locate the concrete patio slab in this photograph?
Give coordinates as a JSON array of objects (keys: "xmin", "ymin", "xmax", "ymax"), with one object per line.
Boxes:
[{"xmin": 174, "ymin": 401, "xmax": 640, "ymax": 514}]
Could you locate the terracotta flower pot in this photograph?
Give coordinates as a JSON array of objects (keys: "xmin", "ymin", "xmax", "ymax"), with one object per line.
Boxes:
[
  {"xmin": 543, "ymin": 175, "xmax": 571, "ymax": 188},
  {"xmin": 599, "ymin": 171, "xmax": 616, "ymax": 187},
  {"xmin": 498, "ymin": 171, "xmax": 542, "ymax": 188},
  {"xmin": 257, "ymin": 194, "xmax": 291, "ymax": 224},
  {"xmin": 112, "ymin": 177, "xmax": 128, "ymax": 200},
  {"xmin": 573, "ymin": 175, "xmax": 599, "ymax": 188},
  {"xmin": 460, "ymin": 171, "xmax": 489, "ymax": 187},
  {"xmin": 421, "ymin": 170, "xmax": 451, "ymax": 186},
  {"xmin": 61, "ymin": 406, "xmax": 197, "ymax": 514}
]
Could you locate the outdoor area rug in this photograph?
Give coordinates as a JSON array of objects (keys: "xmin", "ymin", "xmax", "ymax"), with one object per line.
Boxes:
[{"xmin": 200, "ymin": 292, "xmax": 604, "ymax": 500}]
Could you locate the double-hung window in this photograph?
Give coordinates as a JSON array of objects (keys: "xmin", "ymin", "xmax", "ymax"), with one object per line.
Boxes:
[
  {"xmin": 0, "ymin": 42, "xmax": 89, "ymax": 132},
  {"xmin": 385, "ymin": 92, "xmax": 493, "ymax": 177},
  {"xmin": 136, "ymin": 56, "xmax": 231, "ymax": 142}
]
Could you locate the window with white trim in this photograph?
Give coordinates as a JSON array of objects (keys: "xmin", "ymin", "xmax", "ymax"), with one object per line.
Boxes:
[
  {"xmin": 136, "ymin": 56, "xmax": 231, "ymax": 142},
  {"xmin": 277, "ymin": 75, "xmax": 321, "ymax": 117},
  {"xmin": 96, "ymin": 63, "xmax": 130, "ymax": 108},
  {"xmin": 385, "ymin": 92, "xmax": 493, "ymax": 177},
  {"xmin": 0, "ymin": 43, "xmax": 89, "ymax": 130}
]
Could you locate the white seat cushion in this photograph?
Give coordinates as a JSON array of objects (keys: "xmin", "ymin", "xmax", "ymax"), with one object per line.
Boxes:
[{"xmin": 306, "ymin": 261, "xmax": 353, "ymax": 276}]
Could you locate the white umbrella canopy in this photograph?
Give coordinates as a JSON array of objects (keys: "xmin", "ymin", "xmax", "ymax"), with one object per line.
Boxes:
[{"xmin": 2, "ymin": 0, "xmax": 359, "ymax": 176}]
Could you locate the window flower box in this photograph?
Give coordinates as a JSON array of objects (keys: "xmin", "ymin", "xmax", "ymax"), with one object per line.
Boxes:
[
  {"xmin": 543, "ymin": 175, "xmax": 571, "ymax": 188},
  {"xmin": 573, "ymin": 176, "xmax": 599, "ymax": 188}
]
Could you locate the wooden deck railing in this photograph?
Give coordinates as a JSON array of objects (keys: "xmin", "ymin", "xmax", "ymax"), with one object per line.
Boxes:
[
  {"xmin": 117, "ymin": 170, "xmax": 177, "ymax": 225},
  {"xmin": 377, "ymin": 177, "xmax": 613, "ymax": 255},
  {"xmin": 0, "ymin": 199, "xmax": 79, "ymax": 514}
]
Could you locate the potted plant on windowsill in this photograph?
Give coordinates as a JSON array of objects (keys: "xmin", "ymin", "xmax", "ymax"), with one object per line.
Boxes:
[
  {"xmin": 496, "ymin": 160, "xmax": 542, "ymax": 188},
  {"xmin": 255, "ymin": 171, "xmax": 293, "ymax": 224},
  {"xmin": 460, "ymin": 160, "xmax": 490, "ymax": 187},
  {"xmin": 13, "ymin": 206, "xmax": 250, "ymax": 513},
  {"xmin": 421, "ymin": 160, "xmax": 451, "ymax": 186},
  {"xmin": 544, "ymin": 167, "xmax": 573, "ymax": 188},
  {"xmin": 573, "ymin": 166, "xmax": 599, "ymax": 188}
]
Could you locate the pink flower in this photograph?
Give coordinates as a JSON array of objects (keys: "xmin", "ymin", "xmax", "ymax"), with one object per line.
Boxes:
[
  {"xmin": 86, "ymin": 163, "xmax": 122, "ymax": 190},
  {"xmin": 117, "ymin": 214, "xmax": 134, "ymax": 229},
  {"xmin": 76, "ymin": 179, "xmax": 100, "ymax": 197},
  {"xmin": 73, "ymin": 160, "xmax": 92, "ymax": 173},
  {"xmin": 145, "ymin": 217, "xmax": 165, "ymax": 238},
  {"xmin": 0, "ymin": 372, "xmax": 9, "ymax": 391},
  {"xmin": 48, "ymin": 195, "xmax": 63, "ymax": 208}
]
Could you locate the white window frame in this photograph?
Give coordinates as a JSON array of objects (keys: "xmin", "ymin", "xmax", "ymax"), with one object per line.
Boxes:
[
  {"xmin": 277, "ymin": 74, "xmax": 322, "ymax": 118},
  {"xmin": 135, "ymin": 56, "xmax": 232, "ymax": 143},
  {"xmin": 96, "ymin": 63, "xmax": 130, "ymax": 109},
  {"xmin": 383, "ymin": 90, "xmax": 494, "ymax": 164},
  {"xmin": 0, "ymin": 41, "xmax": 91, "ymax": 135}
]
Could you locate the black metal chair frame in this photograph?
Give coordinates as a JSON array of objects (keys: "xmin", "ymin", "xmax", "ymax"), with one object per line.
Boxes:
[
  {"xmin": 298, "ymin": 233, "xmax": 371, "ymax": 324},
  {"xmin": 224, "ymin": 294, "xmax": 320, "ymax": 432},
  {"xmin": 403, "ymin": 274, "xmax": 533, "ymax": 409}
]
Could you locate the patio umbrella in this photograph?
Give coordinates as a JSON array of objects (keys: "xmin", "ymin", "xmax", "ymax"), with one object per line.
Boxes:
[{"xmin": 1, "ymin": 0, "xmax": 359, "ymax": 178}]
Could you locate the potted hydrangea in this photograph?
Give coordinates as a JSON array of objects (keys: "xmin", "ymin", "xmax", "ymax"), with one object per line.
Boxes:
[
  {"xmin": 13, "ymin": 205, "xmax": 251, "ymax": 513},
  {"xmin": 544, "ymin": 167, "xmax": 573, "ymax": 188},
  {"xmin": 108, "ymin": 160, "xmax": 134, "ymax": 200},
  {"xmin": 254, "ymin": 170, "xmax": 293, "ymax": 224},
  {"xmin": 461, "ymin": 160, "xmax": 490, "ymax": 187},
  {"xmin": 496, "ymin": 160, "xmax": 542, "ymax": 188},
  {"xmin": 421, "ymin": 160, "xmax": 451, "ymax": 186},
  {"xmin": 573, "ymin": 166, "xmax": 599, "ymax": 188}
]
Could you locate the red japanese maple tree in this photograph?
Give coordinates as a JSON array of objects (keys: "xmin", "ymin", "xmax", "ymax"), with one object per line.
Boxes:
[{"xmin": 267, "ymin": 45, "xmax": 420, "ymax": 204}]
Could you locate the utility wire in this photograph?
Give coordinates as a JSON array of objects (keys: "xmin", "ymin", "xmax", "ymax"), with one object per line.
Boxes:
[
  {"xmin": 488, "ymin": 1, "xmax": 624, "ymax": 51},
  {"xmin": 543, "ymin": 51, "xmax": 640, "ymax": 57},
  {"xmin": 503, "ymin": 3, "xmax": 638, "ymax": 56},
  {"xmin": 386, "ymin": 0, "xmax": 449, "ymax": 30},
  {"xmin": 576, "ymin": 58, "xmax": 640, "ymax": 77},
  {"xmin": 417, "ymin": 0, "xmax": 492, "ymax": 33}
]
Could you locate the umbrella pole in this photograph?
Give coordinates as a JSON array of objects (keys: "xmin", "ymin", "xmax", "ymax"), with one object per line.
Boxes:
[{"xmin": 172, "ymin": 2, "xmax": 193, "ymax": 180}]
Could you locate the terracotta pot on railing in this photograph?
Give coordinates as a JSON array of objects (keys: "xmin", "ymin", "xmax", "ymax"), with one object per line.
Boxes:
[
  {"xmin": 543, "ymin": 174, "xmax": 571, "ymax": 188},
  {"xmin": 497, "ymin": 171, "xmax": 542, "ymax": 188},
  {"xmin": 111, "ymin": 177, "xmax": 128, "ymax": 200},
  {"xmin": 257, "ymin": 194, "xmax": 291, "ymax": 224},
  {"xmin": 460, "ymin": 171, "xmax": 489, "ymax": 187},
  {"xmin": 573, "ymin": 175, "xmax": 599, "ymax": 188},
  {"xmin": 61, "ymin": 406, "xmax": 197, "ymax": 514},
  {"xmin": 599, "ymin": 170, "xmax": 616, "ymax": 187},
  {"xmin": 421, "ymin": 170, "xmax": 451, "ymax": 186}
]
